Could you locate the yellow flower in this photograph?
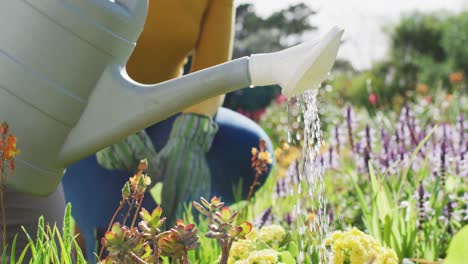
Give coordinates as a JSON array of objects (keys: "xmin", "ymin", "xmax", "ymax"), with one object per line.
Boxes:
[
  {"xmin": 233, "ymin": 261, "xmax": 249, "ymax": 264},
  {"xmin": 327, "ymin": 227, "xmax": 398, "ymax": 264},
  {"xmin": 228, "ymin": 239, "xmax": 254, "ymax": 264},
  {"xmin": 245, "ymin": 228, "xmax": 258, "ymax": 240},
  {"xmin": 129, "ymin": 173, "xmax": 151, "ymax": 192},
  {"xmin": 247, "ymin": 249, "xmax": 278, "ymax": 264},
  {"xmin": 251, "ymin": 147, "xmax": 258, "ymax": 156},
  {"xmin": 258, "ymin": 151, "xmax": 272, "ymax": 164},
  {"xmin": 258, "ymin": 225, "xmax": 285, "ymax": 246}
]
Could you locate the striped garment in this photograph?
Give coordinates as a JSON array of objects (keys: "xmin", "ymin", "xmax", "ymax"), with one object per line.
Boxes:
[
  {"xmin": 159, "ymin": 114, "xmax": 218, "ymax": 224},
  {"xmin": 96, "ymin": 114, "xmax": 218, "ymax": 224},
  {"xmin": 96, "ymin": 130, "xmax": 160, "ymax": 179}
]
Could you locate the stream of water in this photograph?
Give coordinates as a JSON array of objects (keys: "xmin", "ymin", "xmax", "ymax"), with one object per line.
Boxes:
[{"xmin": 289, "ymin": 88, "xmax": 330, "ymax": 263}]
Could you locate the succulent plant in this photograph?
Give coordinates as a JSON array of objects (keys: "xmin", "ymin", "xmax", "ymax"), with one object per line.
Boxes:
[
  {"xmin": 100, "ymin": 222, "xmax": 152, "ymax": 264},
  {"xmin": 158, "ymin": 219, "xmax": 200, "ymax": 263},
  {"xmin": 193, "ymin": 196, "xmax": 253, "ymax": 264}
]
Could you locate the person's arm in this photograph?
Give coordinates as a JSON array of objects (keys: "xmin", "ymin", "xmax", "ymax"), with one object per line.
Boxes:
[{"xmin": 182, "ymin": 0, "xmax": 235, "ymax": 117}]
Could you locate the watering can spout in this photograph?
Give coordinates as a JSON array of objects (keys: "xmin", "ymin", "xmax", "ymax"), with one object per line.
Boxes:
[
  {"xmin": 59, "ymin": 26, "xmax": 344, "ymax": 165},
  {"xmin": 249, "ymin": 26, "xmax": 344, "ymax": 98}
]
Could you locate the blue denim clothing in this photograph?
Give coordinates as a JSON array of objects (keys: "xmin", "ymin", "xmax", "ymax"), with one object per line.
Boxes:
[{"xmin": 61, "ymin": 107, "xmax": 273, "ymax": 262}]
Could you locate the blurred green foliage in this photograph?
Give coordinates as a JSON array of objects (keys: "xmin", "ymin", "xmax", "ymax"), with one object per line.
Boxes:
[{"xmin": 329, "ymin": 11, "xmax": 468, "ymax": 110}]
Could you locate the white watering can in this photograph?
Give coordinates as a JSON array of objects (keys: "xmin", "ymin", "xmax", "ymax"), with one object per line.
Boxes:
[{"xmin": 0, "ymin": 0, "xmax": 343, "ymax": 195}]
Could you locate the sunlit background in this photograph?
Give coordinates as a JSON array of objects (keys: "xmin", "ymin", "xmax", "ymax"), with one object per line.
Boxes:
[{"xmin": 236, "ymin": 0, "xmax": 468, "ymax": 70}]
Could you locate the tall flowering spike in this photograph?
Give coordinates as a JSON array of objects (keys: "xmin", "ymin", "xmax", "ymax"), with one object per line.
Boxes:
[
  {"xmin": 345, "ymin": 105, "xmax": 355, "ymax": 150},
  {"xmin": 365, "ymin": 124, "xmax": 372, "ymax": 152},
  {"xmin": 418, "ymin": 181, "xmax": 425, "ymax": 199},
  {"xmin": 417, "ymin": 181, "xmax": 426, "ymax": 231},
  {"xmin": 439, "ymin": 133, "xmax": 447, "ymax": 187},
  {"xmin": 334, "ymin": 125, "xmax": 341, "ymax": 154},
  {"xmin": 457, "ymin": 114, "xmax": 465, "ymax": 146},
  {"xmin": 363, "ymin": 147, "xmax": 371, "ymax": 174},
  {"xmin": 444, "ymin": 200, "xmax": 454, "ymax": 225}
]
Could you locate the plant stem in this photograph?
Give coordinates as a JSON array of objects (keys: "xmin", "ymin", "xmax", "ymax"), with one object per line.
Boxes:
[
  {"xmin": 130, "ymin": 251, "xmax": 149, "ymax": 264},
  {"xmin": 0, "ymin": 184, "xmax": 6, "ymax": 248},
  {"xmin": 106, "ymin": 203, "xmax": 124, "ymax": 233},
  {"xmin": 152, "ymin": 238, "xmax": 160, "ymax": 264},
  {"xmin": 246, "ymin": 171, "xmax": 261, "ymax": 201},
  {"xmin": 99, "ymin": 203, "xmax": 124, "ymax": 259},
  {"xmin": 131, "ymin": 196, "xmax": 144, "ymax": 229},
  {"xmin": 0, "ymin": 164, "xmax": 6, "ymax": 249},
  {"xmin": 182, "ymin": 251, "xmax": 189, "ymax": 264},
  {"xmin": 123, "ymin": 199, "xmax": 135, "ymax": 226},
  {"xmin": 220, "ymin": 242, "xmax": 229, "ymax": 264}
]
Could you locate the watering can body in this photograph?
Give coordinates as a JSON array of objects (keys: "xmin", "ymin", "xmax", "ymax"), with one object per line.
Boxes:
[
  {"xmin": 0, "ymin": 0, "xmax": 343, "ymax": 196},
  {"xmin": 0, "ymin": 0, "xmax": 148, "ymax": 194}
]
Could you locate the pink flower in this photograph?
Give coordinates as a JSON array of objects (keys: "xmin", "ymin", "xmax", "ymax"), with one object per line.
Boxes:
[
  {"xmin": 275, "ymin": 94, "xmax": 288, "ymax": 104},
  {"xmin": 368, "ymin": 93, "xmax": 378, "ymax": 106},
  {"xmin": 252, "ymin": 108, "xmax": 266, "ymax": 122},
  {"xmin": 424, "ymin": 96, "xmax": 432, "ymax": 104}
]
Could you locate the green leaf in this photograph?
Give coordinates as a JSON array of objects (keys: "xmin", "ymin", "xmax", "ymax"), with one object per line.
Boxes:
[
  {"xmin": 21, "ymin": 226, "xmax": 37, "ymax": 258},
  {"xmin": 121, "ymin": 182, "xmax": 131, "ymax": 199},
  {"xmin": 17, "ymin": 243, "xmax": 31, "ymax": 264},
  {"xmin": 10, "ymin": 234, "xmax": 17, "ymax": 264},
  {"xmin": 37, "ymin": 216, "xmax": 45, "ymax": 246},
  {"xmin": 383, "ymin": 215, "xmax": 393, "ymax": 247},
  {"xmin": 254, "ymin": 240, "xmax": 271, "ymax": 250},
  {"xmin": 2, "ymin": 244, "xmax": 8, "ymax": 264},
  {"xmin": 287, "ymin": 241, "xmax": 298, "ymax": 258},
  {"xmin": 444, "ymin": 225, "xmax": 468, "ymax": 264},
  {"xmin": 278, "ymin": 251, "xmax": 297, "ymax": 264},
  {"xmin": 279, "ymin": 232, "xmax": 292, "ymax": 248},
  {"xmin": 140, "ymin": 207, "xmax": 152, "ymax": 222},
  {"xmin": 397, "ymin": 126, "xmax": 436, "ymax": 196},
  {"xmin": 63, "ymin": 203, "xmax": 72, "ymax": 253},
  {"xmin": 72, "ymin": 236, "xmax": 87, "ymax": 264},
  {"xmin": 349, "ymin": 170, "xmax": 370, "ymax": 215}
]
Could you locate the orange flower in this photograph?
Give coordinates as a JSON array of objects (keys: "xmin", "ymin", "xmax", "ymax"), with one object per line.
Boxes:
[
  {"xmin": 445, "ymin": 93, "xmax": 454, "ymax": 103},
  {"xmin": 0, "ymin": 123, "xmax": 19, "ymax": 172},
  {"xmin": 449, "ymin": 71, "xmax": 464, "ymax": 85},
  {"xmin": 416, "ymin": 83, "xmax": 429, "ymax": 95},
  {"xmin": 3, "ymin": 135, "xmax": 19, "ymax": 160}
]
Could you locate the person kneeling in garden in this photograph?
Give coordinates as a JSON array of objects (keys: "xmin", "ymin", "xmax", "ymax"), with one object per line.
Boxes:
[{"xmin": 61, "ymin": 0, "xmax": 274, "ymax": 262}]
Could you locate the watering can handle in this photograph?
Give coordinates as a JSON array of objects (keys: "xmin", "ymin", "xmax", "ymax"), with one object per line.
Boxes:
[{"xmin": 72, "ymin": 0, "xmax": 148, "ymax": 41}]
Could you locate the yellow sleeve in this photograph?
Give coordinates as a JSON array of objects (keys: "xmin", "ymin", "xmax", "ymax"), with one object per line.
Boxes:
[{"xmin": 182, "ymin": 0, "xmax": 235, "ymax": 116}]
